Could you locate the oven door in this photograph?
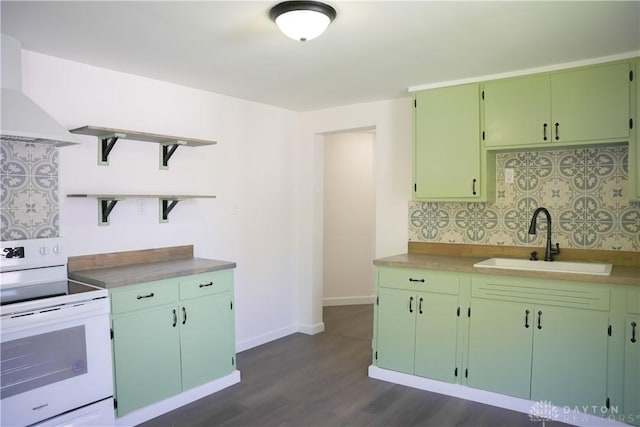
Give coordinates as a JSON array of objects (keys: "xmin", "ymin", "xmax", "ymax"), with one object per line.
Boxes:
[{"xmin": 1, "ymin": 301, "xmax": 113, "ymax": 427}]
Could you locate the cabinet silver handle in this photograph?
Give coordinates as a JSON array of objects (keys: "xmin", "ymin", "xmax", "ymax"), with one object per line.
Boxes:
[
  {"xmin": 632, "ymin": 322, "xmax": 637, "ymax": 343},
  {"xmin": 409, "ymin": 296, "xmax": 414, "ymax": 313},
  {"xmin": 419, "ymin": 297, "xmax": 424, "ymax": 314},
  {"xmin": 525, "ymin": 309, "xmax": 530, "ymax": 328},
  {"xmin": 172, "ymin": 309, "xmax": 177, "ymax": 327},
  {"xmin": 409, "ymin": 278, "xmax": 424, "ymax": 283},
  {"xmin": 543, "ymin": 123, "xmax": 548, "ymax": 141},
  {"xmin": 472, "ymin": 178, "xmax": 477, "ymax": 196},
  {"xmin": 136, "ymin": 292, "xmax": 154, "ymax": 300},
  {"xmin": 554, "ymin": 122, "xmax": 560, "ymax": 141},
  {"xmin": 182, "ymin": 307, "xmax": 187, "ymax": 325},
  {"xmin": 199, "ymin": 282, "xmax": 213, "ymax": 288}
]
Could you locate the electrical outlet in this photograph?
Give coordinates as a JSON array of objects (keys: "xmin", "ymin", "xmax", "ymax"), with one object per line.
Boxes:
[{"xmin": 505, "ymin": 168, "xmax": 514, "ymax": 184}]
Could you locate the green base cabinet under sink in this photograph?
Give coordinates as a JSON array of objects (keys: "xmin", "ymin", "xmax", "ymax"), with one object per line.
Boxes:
[
  {"xmin": 373, "ymin": 264, "xmax": 639, "ymax": 425},
  {"xmin": 110, "ymin": 269, "xmax": 235, "ymax": 417}
]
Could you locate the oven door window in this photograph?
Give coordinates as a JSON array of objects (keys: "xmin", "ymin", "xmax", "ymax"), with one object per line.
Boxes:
[{"xmin": 1, "ymin": 325, "xmax": 87, "ymax": 399}]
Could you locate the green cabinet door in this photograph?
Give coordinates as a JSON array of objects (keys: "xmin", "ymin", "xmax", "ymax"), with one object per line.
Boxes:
[
  {"xmin": 483, "ymin": 74, "xmax": 550, "ymax": 147},
  {"xmin": 414, "ymin": 292, "xmax": 459, "ymax": 382},
  {"xmin": 414, "ymin": 84, "xmax": 482, "ymax": 200},
  {"xmin": 530, "ymin": 306, "xmax": 608, "ymax": 408},
  {"xmin": 112, "ymin": 306, "xmax": 182, "ymax": 416},
  {"xmin": 376, "ymin": 288, "xmax": 416, "ymax": 374},
  {"xmin": 466, "ymin": 299, "xmax": 533, "ymax": 399},
  {"xmin": 180, "ymin": 293, "xmax": 235, "ymax": 390},
  {"xmin": 551, "ymin": 62, "xmax": 630, "ymax": 144},
  {"xmin": 624, "ymin": 318, "xmax": 640, "ymax": 422}
]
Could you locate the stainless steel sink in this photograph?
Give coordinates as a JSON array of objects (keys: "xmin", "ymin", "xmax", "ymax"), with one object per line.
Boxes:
[{"xmin": 473, "ymin": 258, "xmax": 613, "ymax": 276}]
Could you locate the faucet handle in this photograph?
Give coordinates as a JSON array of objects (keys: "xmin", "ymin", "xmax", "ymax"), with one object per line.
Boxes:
[
  {"xmin": 551, "ymin": 243, "xmax": 560, "ymax": 255},
  {"xmin": 530, "ymin": 251, "xmax": 538, "ymax": 261}
]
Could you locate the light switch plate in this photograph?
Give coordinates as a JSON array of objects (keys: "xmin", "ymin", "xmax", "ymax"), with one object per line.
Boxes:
[{"xmin": 505, "ymin": 168, "xmax": 514, "ymax": 184}]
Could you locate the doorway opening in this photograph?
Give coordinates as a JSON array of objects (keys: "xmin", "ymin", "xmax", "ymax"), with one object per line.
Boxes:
[{"xmin": 321, "ymin": 130, "xmax": 376, "ymax": 318}]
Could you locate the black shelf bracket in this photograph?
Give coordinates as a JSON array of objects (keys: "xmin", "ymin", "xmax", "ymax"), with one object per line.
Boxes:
[
  {"xmin": 99, "ymin": 198, "xmax": 121, "ymax": 225},
  {"xmin": 160, "ymin": 198, "xmax": 182, "ymax": 222},
  {"xmin": 160, "ymin": 141, "xmax": 187, "ymax": 169},
  {"xmin": 98, "ymin": 133, "xmax": 127, "ymax": 165}
]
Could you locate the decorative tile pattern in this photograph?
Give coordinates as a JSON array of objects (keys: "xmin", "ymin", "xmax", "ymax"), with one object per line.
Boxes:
[
  {"xmin": 409, "ymin": 145, "xmax": 640, "ymax": 251},
  {"xmin": 1, "ymin": 141, "xmax": 59, "ymax": 240}
]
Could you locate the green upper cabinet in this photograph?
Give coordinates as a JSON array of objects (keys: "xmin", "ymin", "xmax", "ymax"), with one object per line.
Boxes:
[
  {"xmin": 483, "ymin": 74, "xmax": 551, "ymax": 147},
  {"xmin": 483, "ymin": 61, "xmax": 632, "ymax": 148},
  {"xmin": 413, "ymin": 83, "xmax": 494, "ymax": 202},
  {"xmin": 631, "ymin": 59, "xmax": 640, "ymax": 201}
]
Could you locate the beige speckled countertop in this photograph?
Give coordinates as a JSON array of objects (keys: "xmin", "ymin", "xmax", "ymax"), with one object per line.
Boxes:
[
  {"xmin": 69, "ymin": 258, "xmax": 236, "ymax": 289},
  {"xmin": 374, "ymin": 253, "xmax": 640, "ymax": 287},
  {"xmin": 67, "ymin": 245, "xmax": 235, "ymax": 289}
]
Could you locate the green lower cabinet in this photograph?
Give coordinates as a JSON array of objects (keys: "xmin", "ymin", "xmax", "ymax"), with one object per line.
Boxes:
[
  {"xmin": 110, "ymin": 270, "xmax": 236, "ymax": 417},
  {"xmin": 414, "ymin": 293, "xmax": 459, "ymax": 382},
  {"xmin": 530, "ymin": 306, "xmax": 608, "ymax": 408},
  {"xmin": 376, "ymin": 288, "xmax": 417, "ymax": 374},
  {"xmin": 180, "ymin": 294, "xmax": 235, "ymax": 390},
  {"xmin": 467, "ymin": 299, "xmax": 608, "ymax": 408},
  {"xmin": 112, "ymin": 306, "xmax": 182, "ymax": 416},
  {"xmin": 466, "ymin": 299, "xmax": 533, "ymax": 399},
  {"xmin": 625, "ymin": 317, "xmax": 640, "ymax": 424},
  {"xmin": 376, "ymin": 287, "xmax": 459, "ymax": 382}
]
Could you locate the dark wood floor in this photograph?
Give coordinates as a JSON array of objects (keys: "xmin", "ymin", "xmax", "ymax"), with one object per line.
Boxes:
[{"xmin": 140, "ymin": 304, "xmax": 566, "ymax": 426}]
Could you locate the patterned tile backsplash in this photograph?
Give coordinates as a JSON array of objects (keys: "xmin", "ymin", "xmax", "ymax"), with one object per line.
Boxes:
[
  {"xmin": 1, "ymin": 141, "xmax": 59, "ymax": 240},
  {"xmin": 410, "ymin": 145, "xmax": 640, "ymax": 252}
]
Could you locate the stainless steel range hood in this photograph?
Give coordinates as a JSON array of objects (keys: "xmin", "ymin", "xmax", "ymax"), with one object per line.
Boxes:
[{"xmin": 1, "ymin": 34, "xmax": 77, "ymax": 146}]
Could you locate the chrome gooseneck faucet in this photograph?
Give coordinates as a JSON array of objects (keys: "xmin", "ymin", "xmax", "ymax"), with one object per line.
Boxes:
[{"xmin": 528, "ymin": 207, "xmax": 560, "ymax": 262}]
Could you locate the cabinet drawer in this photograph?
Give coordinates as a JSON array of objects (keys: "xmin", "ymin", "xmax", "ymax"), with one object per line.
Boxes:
[
  {"xmin": 378, "ymin": 268, "xmax": 459, "ymax": 295},
  {"xmin": 179, "ymin": 270, "xmax": 233, "ymax": 300},
  {"xmin": 110, "ymin": 280, "xmax": 178, "ymax": 314}
]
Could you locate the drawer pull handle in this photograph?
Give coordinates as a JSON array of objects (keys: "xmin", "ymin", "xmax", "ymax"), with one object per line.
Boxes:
[
  {"xmin": 199, "ymin": 282, "xmax": 213, "ymax": 288},
  {"xmin": 543, "ymin": 123, "xmax": 548, "ymax": 141},
  {"xmin": 632, "ymin": 322, "xmax": 637, "ymax": 343},
  {"xmin": 182, "ymin": 307, "xmax": 187, "ymax": 325},
  {"xmin": 418, "ymin": 297, "xmax": 424, "ymax": 314},
  {"xmin": 524, "ymin": 309, "xmax": 530, "ymax": 328},
  {"xmin": 172, "ymin": 309, "xmax": 177, "ymax": 327},
  {"xmin": 136, "ymin": 292, "xmax": 155, "ymax": 300},
  {"xmin": 409, "ymin": 296, "xmax": 414, "ymax": 313},
  {"xmin": 409, "ymin": 278, "xmax": 424, "ymax": 283},
  {"xmin": 537, "ymin": 310, "xmax": 543, "ymax": 330}
]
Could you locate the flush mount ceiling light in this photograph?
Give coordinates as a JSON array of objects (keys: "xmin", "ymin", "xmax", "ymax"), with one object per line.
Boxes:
[{"xmin": 269, "ymin": 1, "xmax": 337, "ymax": 41}]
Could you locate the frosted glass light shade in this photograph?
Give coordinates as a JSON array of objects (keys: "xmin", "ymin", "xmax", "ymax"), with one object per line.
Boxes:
[
  {"xmin": 275, "ymin": 10, "xmax": 331, "ymax": 41},
  {"xmin": 270, "ymin": 1, "xmax": 336, "ymax": 42}
]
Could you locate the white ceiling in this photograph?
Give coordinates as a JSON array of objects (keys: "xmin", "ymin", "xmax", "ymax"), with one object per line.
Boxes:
[{"xmin": 1, "ymin": 1, "xmax": 639, "ymax": 112}]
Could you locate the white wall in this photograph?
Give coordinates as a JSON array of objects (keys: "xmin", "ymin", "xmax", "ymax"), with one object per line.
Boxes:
[
  {"xmin": 20, "ymin": 49, "xmax": 412, "ymax": 349},
  {"xmin": 295, "ymin": 100, "xmax": 412, "ymax": 333},
  {"xmin": 21, "ymin": 50, "xmax": 299, "ymax": 351},
  {"xmin": 323, "ymin": 132, "xmax": 375, "ymax": 306}
]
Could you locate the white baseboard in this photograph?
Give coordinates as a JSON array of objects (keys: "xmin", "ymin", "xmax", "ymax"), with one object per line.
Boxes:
[
  {"xmin": 114, "ymin": 370, "xmax": 241, "ymax": 427},
  {"xmin": 368, "ymin": 366, "xmax": 632, "ymax": 427},
  {"xmin": 297, "ymin": 322, "xmax": 325, "ymax": 335},
  {"xmin": 322, "ymin": 296, "xmax": 374, "ymax": 306},
  {"xmin": 236, "ymin": 325, "xmax": 297, "ymax": 352}
]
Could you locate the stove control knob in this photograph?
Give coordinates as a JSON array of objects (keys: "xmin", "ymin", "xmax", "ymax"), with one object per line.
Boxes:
[
  {"xmin": 39, "ymin": 246, "xmax": 50, "ymax": 255},
  {"xmin": 53, "ymin": 245, "xmax": 62, "ymax": 254}
]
